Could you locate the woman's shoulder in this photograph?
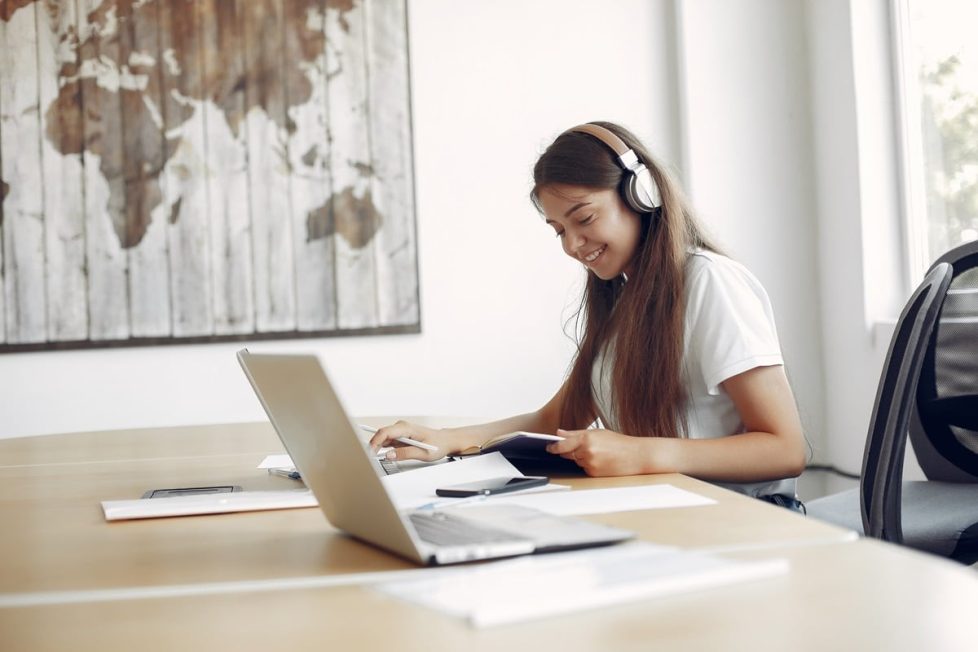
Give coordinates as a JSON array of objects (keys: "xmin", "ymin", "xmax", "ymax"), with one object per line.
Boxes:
[
  {"xmin": 684, "ymin": 248, "xmax": 768, "ymax": 296},
  {"xmin": 685, "ymin": 248, "xmax": 749, "ymax": 278}
]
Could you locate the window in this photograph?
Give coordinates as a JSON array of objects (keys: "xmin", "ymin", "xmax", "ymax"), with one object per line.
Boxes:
[{"xmin": 893, "ymin": 0, "xmax": 978, "ymax": 280}]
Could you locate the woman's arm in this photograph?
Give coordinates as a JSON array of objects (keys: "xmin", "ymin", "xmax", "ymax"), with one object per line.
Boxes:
[
  {"xmin": 368, "ymin": 381, "xmax": 574, "ymax": 461},
  {"xmin": 548, "ymin": 365, "xmax": 806, "ymax": 481}
]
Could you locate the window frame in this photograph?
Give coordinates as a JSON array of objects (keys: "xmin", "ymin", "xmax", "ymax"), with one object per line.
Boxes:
[{"xmin": 889, "ymin": 0, "xmax": 932, "ymax": 288}]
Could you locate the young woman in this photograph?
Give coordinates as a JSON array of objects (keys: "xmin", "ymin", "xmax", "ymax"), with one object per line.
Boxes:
[{"xmin": 370, "ymin": 121, "xmax": 806, "ymax": 503}]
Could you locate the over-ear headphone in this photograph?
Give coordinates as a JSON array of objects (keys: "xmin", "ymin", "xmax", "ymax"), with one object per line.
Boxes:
[{"xmin": 565, "ymin": 123, "xmax": 661, "ymax": 214}]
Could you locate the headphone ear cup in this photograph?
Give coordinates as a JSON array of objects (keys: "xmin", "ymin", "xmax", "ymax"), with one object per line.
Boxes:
[{"xmin": 623, "ymin": 167, "xmax": 659, "ymax": 213}]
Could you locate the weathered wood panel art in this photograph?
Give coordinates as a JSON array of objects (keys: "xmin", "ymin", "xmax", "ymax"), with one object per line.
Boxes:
[{"xmin": 0, "ymin": 0, "xmax": 418, "ymax": 350}]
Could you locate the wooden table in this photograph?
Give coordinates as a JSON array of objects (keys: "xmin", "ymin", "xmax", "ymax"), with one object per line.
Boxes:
[{"xmin": 1, "ymin": 421, "xmax": 976, "ymax": 651}]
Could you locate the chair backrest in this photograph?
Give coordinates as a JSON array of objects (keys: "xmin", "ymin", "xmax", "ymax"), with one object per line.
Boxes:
[
  {"xmin": 909, "ymin": 239, "xmax": 978, "ymax": 482},
  {"xmin": 861, "ymin": 261, "xmax": 953, "ymax": 543}
]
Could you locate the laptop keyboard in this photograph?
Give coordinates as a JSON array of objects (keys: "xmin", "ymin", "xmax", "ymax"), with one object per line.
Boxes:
[
  {"xmin": 379, "ymin": 458, "xmax": 403, "ymax": 475},
  {"xmin": 409, "ymin": 511, "xmax": 528, "ymax": 546}
]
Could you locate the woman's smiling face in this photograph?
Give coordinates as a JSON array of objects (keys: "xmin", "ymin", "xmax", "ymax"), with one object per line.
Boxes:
[{"xmin": 538, "ymin": 184, "xmax": 643, "ymax": 280}]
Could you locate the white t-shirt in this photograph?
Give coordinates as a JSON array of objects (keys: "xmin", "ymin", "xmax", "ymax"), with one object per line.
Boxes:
[{"xmin": 591, "ymin": 249, "xmax": 797, "ymax": 498}]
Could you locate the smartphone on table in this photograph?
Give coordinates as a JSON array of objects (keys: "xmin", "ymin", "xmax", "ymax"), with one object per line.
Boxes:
[{"xmin": 435, "ymin": 476, "xmax": 548, "ymax": 497}]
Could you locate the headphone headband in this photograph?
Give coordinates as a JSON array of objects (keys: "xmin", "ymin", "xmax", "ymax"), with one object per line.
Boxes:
[
  {"xmin": 564, "ymin": 123, "xmax": 661, "ymax": 213},
  {"xmin": 566, "ymin": 123, "xmax": 631, "ymax": 157}
]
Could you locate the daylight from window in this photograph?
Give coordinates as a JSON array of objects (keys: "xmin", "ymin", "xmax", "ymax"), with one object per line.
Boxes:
[{"xmin": 906, "ymin": 0, "xmax": 978, "ymax": 265}]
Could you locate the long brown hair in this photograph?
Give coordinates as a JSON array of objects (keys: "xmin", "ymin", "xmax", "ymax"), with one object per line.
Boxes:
[{"xmin": 532, "ymin": 122, "xmax": 720, "ymax": 438}]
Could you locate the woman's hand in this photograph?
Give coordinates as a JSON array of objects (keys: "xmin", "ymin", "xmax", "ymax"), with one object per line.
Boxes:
[
  {"xmin": 546, "ymin": 428, "xmax": 670, "ymax": 476},
  {"xmin": 368, "ymin": 420, "xmax": 468, "ymax": 462},
  {"xmin": 546, "ymin": 366, "xmax": 805, "ymax": 481}
]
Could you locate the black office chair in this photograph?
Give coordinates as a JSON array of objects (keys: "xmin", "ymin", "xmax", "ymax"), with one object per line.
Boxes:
[
  {"xmin": 808, "ymin": 258, "xmax": 978, "ymax": 563},
  {"xmin": 909, "ymin": 239, "xmax": 978, "ymax": 484}
]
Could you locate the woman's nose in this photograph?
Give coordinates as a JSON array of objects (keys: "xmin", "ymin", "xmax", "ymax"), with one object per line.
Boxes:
[{"xmin": 563, "ymin": 230, "xmax": 585, "ymax": 255}]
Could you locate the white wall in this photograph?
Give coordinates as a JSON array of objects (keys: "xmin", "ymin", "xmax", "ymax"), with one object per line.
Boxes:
[
  {"xmin": 0, "ymin": 0, "xmax": 682, "ymax": 439},
  {"xmin": 676, "ymin": 0, "xmax": 825, "ymax": 461}
]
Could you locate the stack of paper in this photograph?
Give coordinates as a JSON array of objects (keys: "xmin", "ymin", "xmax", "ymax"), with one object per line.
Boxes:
[
  {"xmin": 101, "ymin": 489, "xmax": 317, "ymax": 520},
  {"xmin": 375, "ymin": 542, "xmax": 788, "ymax": 627}
]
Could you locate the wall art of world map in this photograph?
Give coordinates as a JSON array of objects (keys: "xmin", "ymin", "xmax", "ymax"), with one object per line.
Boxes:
[{"xmin": 0, "ymin": 0, "xmax": 418, "ymax": 350}]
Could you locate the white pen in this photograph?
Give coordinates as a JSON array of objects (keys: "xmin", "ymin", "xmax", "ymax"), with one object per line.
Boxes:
[{"xmin": 359, "ymin": 424, "xmax": 439, "ymax": 452}]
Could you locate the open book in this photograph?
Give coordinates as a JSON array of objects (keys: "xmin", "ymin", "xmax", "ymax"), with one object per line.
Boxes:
[{"xmin": 457, "ymin": 432, "xmax": 582, "ymax": 474}]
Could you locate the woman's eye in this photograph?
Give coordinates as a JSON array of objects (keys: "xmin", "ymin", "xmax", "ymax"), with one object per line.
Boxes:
[
  {"xmin": 579, "ymin": 214, "xmax": 595, "ymax": 226},
  {"xmin": 554, "ymin": 231, "xmax": 565, "ymax": 239}
]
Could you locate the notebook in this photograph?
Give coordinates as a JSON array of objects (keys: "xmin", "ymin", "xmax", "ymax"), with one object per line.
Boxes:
[
  {"xmin": 456, "ymin": 431, "xmax": 583, "ymax": 474},
  {"xmin": 236, "ymin": 349, "xmax": 633, "ymax": 565}
]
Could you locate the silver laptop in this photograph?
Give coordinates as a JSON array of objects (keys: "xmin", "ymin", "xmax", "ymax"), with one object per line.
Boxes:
[{"xmin": 237, "ymin": 349, "xmax": 632, "ymax": 565}]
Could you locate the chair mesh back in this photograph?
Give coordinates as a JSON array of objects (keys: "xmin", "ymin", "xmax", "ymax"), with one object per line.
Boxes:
[{"xmin": 910, "ymin": 241, "xmax": 978, "ymax": 482}]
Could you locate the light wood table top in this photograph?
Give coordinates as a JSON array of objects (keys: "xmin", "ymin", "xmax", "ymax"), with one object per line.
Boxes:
[{"xmin": 1, "ymin": 421, "xmax": 976, "ymax": 651}]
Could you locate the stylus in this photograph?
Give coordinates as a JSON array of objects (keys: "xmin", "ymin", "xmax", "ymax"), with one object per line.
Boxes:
[
  {"xmin": 268, "ymin": 468, "xmax": 302, "ymax": 480},
  {"xmin": 359, "ymin": 425, "xmax": 439, "ymax": 452}
]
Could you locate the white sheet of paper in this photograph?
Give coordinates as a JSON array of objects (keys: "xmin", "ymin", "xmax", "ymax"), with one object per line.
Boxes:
[
  {"xmin": 257, "ymin": 454, "xmax": 294, "ymax": 470},
  {"xmin": 375, "ymin": 541, "xmax": 788, "ymax": 627},
  {"xmin": 479, "ymin": 484, "xmax": 715, "ymax": 515},
  {"xmin": 255, "ymin": 453, "xmax": 713, "ymax": 515},
  {"xmin": 381, "ymin": 452, "xmax": 524, "ymax": 509},
  {"xmin": 101, "ymin": 490, "xmax": 317, "ymax": 521}
]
